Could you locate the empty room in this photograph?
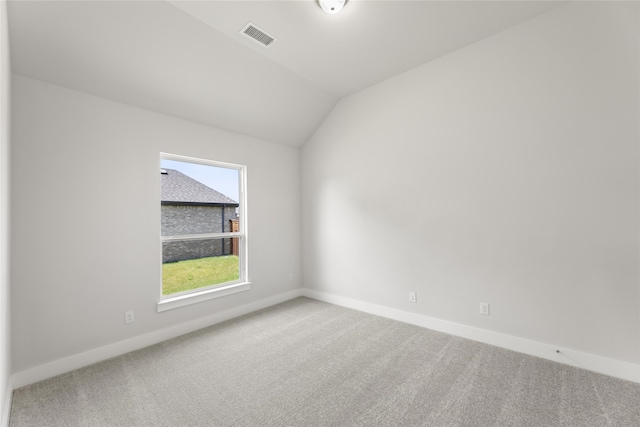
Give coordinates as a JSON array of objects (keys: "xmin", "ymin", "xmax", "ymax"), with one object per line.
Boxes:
[{"xmin": 1, "ymin": 0, "xmax": 639, "ymax": 425}]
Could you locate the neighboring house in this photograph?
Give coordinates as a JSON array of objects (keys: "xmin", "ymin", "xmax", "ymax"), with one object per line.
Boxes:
[{"xmin": 161, "ymin": 168, "xmax": 239, "ymax": 263}]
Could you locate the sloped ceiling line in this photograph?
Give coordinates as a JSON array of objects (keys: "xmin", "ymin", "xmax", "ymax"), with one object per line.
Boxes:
[{"xmin": 8, "ymin": 1, "xmax": 563, "ymax": 147}]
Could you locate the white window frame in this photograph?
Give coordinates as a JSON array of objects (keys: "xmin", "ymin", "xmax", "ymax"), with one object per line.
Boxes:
[{"xmin": 157, "ymin": 153, "xmax": 249, "ymax": 312}]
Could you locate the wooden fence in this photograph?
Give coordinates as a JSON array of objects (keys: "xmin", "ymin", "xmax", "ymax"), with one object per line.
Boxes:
[{"xmin": 230, "ymin": 219, "xmax": 239, "ymax": 256}]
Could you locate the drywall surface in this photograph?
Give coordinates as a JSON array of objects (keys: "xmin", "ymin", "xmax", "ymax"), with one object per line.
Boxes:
[
  {"xmin": 10, "ymin": 75, "xmax": 302, "ymax": 372},
  {"xmin": 302, "ymin": 2, "xmax": 640, "ymax": 365},
  {"xmin": 1, "ymin": 0, "xmax": 11, "ymax": 421},
  {"xmin": 8, "ymin": 1, "xmax": 337, "ymax": 148}
]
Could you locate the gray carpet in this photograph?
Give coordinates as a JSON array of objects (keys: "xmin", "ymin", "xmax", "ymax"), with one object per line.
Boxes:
[{"xmin": 10, "ymin": 297, "xmax": 640, "ymax": 426}]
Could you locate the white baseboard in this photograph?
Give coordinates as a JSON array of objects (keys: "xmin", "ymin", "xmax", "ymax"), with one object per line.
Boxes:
[
  {"xmin": 302, "ymin": 289, "xmax": 640, "ymax": 384},
  {"xmin": 11, "ymin": 287, "xmax": 639, "ymax": 390},
  {"xmin": 1, "ymin": 375, "xmax": 12, "ymax": 427},
  {"xmin": 13, "ymin": 289, "xmax": 304, "ymax": 389}
]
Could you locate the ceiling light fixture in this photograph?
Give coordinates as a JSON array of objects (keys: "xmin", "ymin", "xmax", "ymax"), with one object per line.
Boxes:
[{"xmin": 318, "ymin": 0, "xmax": 346, "ymax": 14}]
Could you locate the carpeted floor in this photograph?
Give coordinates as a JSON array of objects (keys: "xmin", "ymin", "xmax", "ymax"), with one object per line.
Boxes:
[{"xmin": 10, "ymin": 297, "xmax": 640, "ymax": 426}]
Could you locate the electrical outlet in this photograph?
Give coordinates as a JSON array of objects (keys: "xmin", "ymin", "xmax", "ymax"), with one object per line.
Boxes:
[
  {"xmin": 289, "ymin": 273, "xmax": 294, "ymax": 282},
  {"xmin": 479, "ymin": 302, "xmax": 490, "ymax": 315},
  {"xmin": 409, "ymin": 292, "xmax": 417, "ymax": 303},
  {"xmin": 125, "ymin": 311, "xmax": 135, "ymax": 324}
]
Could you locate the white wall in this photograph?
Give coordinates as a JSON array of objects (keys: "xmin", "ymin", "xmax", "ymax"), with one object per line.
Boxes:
[
  {"xmin": 10, "ymin": 75, "xmax": 302, "ymax": 374},
  {"xmin": 302, "ymin": 2, "xmax": 640, "ymax": 367},
  {"xmin": 0, "ymin": 0, "xmax": 11, "ymax": 421}
]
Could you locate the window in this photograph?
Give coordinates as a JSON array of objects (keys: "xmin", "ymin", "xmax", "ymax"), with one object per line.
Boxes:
[{"xmin": 158, "ymin": 153, "xmax": 248, "ymax": 312}]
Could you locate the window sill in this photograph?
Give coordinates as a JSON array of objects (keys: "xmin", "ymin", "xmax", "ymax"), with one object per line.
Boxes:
[{"xmin": 157, "ymin": 282, "xmax": 251, "ymax": 312}]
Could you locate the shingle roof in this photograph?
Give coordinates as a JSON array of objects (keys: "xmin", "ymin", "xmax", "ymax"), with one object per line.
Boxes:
[{"xmin": 161, "ymin": 169, "xmax": 238, "ymax": 206}]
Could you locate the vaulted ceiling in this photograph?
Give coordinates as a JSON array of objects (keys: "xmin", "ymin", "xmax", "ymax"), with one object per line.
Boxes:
[{"xmin": 7, "ymin": 1, "xmax": 563, "ymax": 147}]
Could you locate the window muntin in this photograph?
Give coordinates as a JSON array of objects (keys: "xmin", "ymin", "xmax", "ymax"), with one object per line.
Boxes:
[{"xmin": 160, "ymin": 153, "xmax": 247, "ymax": 300}]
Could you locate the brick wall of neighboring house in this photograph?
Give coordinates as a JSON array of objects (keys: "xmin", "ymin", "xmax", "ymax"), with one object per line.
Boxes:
[
  {"xmin": 162, "ymin": 205, "xmax": 237, "ymax": 263},
  {"xmin": 162, "ymin": 238, "xmax": 233, "ymax": 263}
]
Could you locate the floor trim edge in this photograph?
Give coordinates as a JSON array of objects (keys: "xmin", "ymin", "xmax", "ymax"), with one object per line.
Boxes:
[
  {"xmin": 12, "ymin": 288, "xmax": 304, "ymax": 388},
  {"xmin": 1, "ymin": 375, "xmax": 12, "ymax": 427},
  {"xmin": 302, "ymin": 289, "xmax": 640, "ymax": 383}
]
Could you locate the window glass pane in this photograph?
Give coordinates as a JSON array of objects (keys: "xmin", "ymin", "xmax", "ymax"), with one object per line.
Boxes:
[
  {"xmin": 162, "ymin": 238, "xmax": 240, "ymax": 296},
  {"xmin": 161, "ymin": 205, "xmax": 238, "ymax": 236},
  {"xmin": 160, "ymin": 155, "xmax": 245, "ymax": 299},
  {"xmin": 160, "ymin": 159, "xmax": 239, "ymax": 236}
]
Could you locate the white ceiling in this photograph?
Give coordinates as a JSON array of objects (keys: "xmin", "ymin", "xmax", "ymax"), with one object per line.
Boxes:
[{"xmin": 7, "ymin": 0, "xmax": 564, "ymax": 147}]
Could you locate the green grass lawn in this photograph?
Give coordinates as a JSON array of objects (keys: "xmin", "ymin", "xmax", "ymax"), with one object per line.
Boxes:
[{"xmin": 162, "ymin": 255, "xmax": 240, "ymax": 295}]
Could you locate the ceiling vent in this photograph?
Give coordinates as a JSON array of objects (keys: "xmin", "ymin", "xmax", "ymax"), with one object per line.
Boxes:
[{"xmin": 240, "ymin": 22, "xmax": 277, "ymax": 48}]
